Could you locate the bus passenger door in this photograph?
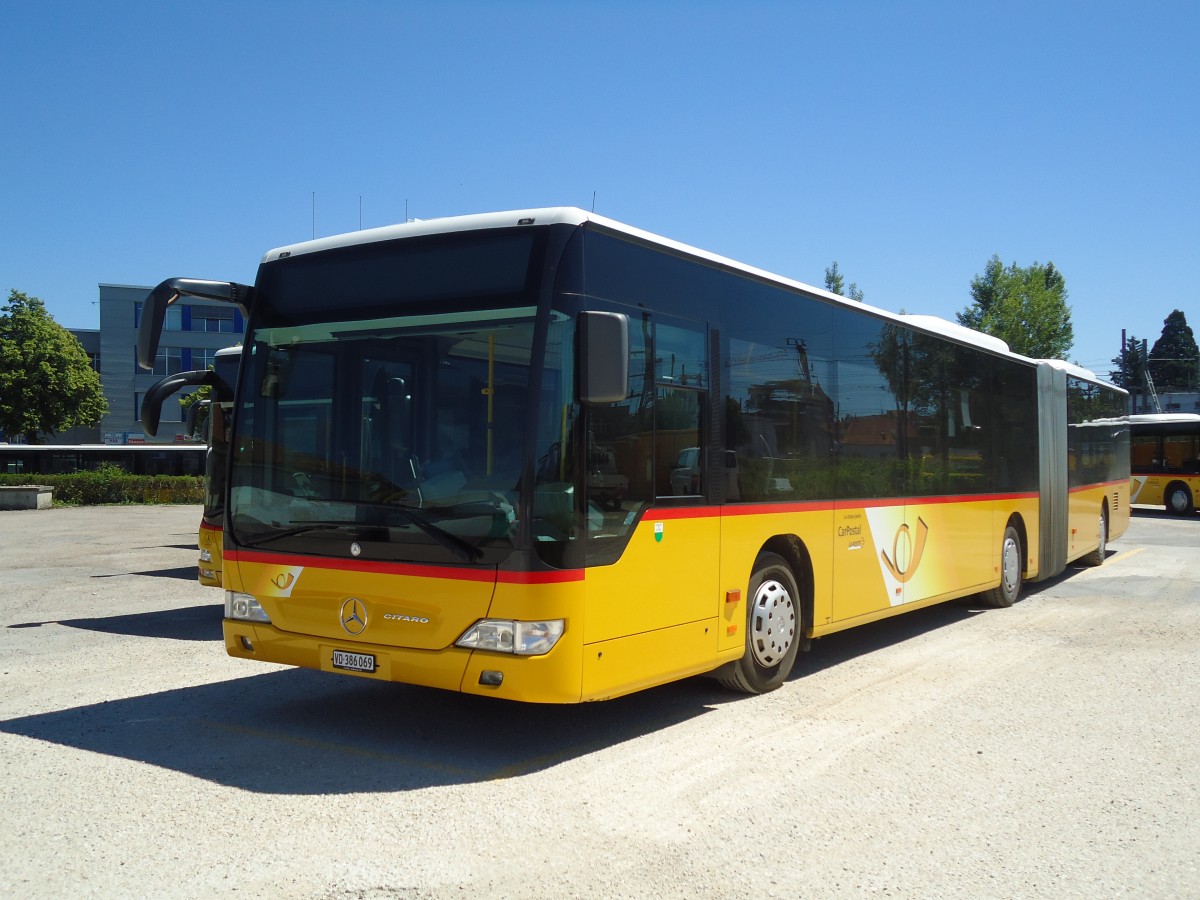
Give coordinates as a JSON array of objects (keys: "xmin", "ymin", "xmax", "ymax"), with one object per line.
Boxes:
[{"xmin": 582, "ymin": 314, "xmax": 720, "ymax": 672}]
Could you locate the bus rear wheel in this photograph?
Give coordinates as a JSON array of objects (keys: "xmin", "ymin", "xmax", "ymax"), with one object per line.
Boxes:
[
  {"xmin": 982, "ymin": 525, "xmax": 1023, "ymax": 608},
  {"xmin": 718, "ymin": 552, "xmax": 802, "ymax": 694},
  {"xmin": 1165, "ymin": 483, "xmax": 1194, "ymax": 516},
  {"xmin": 1082, "ymin": 508, "xmax": 1107, "ymax": 567}
]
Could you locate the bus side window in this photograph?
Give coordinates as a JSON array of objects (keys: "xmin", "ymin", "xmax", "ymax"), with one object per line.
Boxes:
[{"xmin": 653, "ymin": 319, "xmax": 708, "ymax": 500}]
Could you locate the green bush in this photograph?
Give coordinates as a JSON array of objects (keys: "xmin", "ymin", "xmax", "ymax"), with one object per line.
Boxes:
[{"xmin": 0, "ymin": 464, "xmax": 204, "ymax": 505}]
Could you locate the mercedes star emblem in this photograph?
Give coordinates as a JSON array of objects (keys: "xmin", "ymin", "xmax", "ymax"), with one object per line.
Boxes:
[{"xmin": 339, "ymin": 597, "xmax": 368, "ymax": 635}]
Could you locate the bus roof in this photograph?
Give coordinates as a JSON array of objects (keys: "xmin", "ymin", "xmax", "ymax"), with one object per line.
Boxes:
[
  {"xmin": 1036, "ymin": 358, "xmax": 1114, "ymax": 383},
  {"xmin": 1129, "ymin": 413, "xmax": 1200, "ymax": 425},
  {"xmin": 259, "ymin": 206, "xmax": 1111, "ymax": 385}
]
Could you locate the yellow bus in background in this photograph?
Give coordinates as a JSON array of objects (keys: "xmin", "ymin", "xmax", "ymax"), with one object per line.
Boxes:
[
  {"xmin": 1129, "ymin": 413, "xmax": 1200, "ymax": 515},
  {"xmin": 143, "ymin": 345, "xmax": 239, "ymax": 586},
  {"xmin": 136, "ymin": 209, "xmax": 1129, "ymax": 702}
]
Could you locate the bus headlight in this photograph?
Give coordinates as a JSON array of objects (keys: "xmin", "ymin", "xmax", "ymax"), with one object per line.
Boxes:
[
  {"xmin": 456, "ymin": 619, "xmax": 564, "ymax": 656},
  {"xmin": 199, "ymin": 548, "xmax": 212, "ymax": 563},
  {"xmin": 225, "ymin": 591, "xmax": 271, "ymax": 623}
]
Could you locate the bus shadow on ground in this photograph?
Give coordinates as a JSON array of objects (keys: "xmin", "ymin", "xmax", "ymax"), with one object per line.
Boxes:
[
  {"xmin": 1131, "ymin": 506, "xmax": 1199, "ymax": 521},
  {"xmin": 92, "ymin": 566, "xmax": 199, "ymax": 581},
  {"xmin": 0, "ymin": 574, "xmax": 1077, "ymax": 795},
  {"xmin": 0, "ymin": 600, "xmax": 1001, "ymax": 797},
  {"xmin": 783, "ymin": 558, "xmax": 1115, "ymax": 682},
  {"xmin": 0, "ymin": 668, "xmax": 724, "ymax": 794},
  {"xmin": 788, "ymin": 599, "xmax": 984, "ymax": 681},
  {"xmin": 7, "ymin": 604, "xmax": 222, "ymax": 642}
]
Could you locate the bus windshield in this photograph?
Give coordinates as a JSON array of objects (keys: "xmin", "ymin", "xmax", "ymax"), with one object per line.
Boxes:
[{"xmin": 229, "ymin": 306, "xmax": 540, "ymax": 563}]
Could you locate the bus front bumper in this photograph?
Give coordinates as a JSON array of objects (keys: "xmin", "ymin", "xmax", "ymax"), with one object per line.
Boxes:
[{"xmin": 222, "ymin": 619, "xmax": 586, "ymax": 703}]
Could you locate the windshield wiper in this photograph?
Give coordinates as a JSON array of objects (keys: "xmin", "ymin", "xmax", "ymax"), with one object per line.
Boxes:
[
  {"xmin": 358, "ymin": 501, "xmax": 483, "ymax": 563},
  {"xmin": 237, "ymin": 508, "xmax": 483, "ymax": 564},
  {"xmin": 237, "ymin": 520, "xmax": 360, "ymax": 548}
]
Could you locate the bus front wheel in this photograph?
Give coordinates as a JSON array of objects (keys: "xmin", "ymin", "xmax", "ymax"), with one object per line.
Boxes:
[
  {"xmin": 1166, "ymin": 483, "xmax": 1194, "ymax": 516},
  {"xmin": 982, "ymin": 525, "xmax": 1023, "ymax": 608},
  {"xmin": 718, "ymin": 552, "xmax": 802, "ymax": 694}
]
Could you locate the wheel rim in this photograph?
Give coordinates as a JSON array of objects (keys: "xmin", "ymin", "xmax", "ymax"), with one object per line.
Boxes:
[
  {"xmin": 1168, "ymin": 488, "xmax": 1189, "ymax": 514},
  {"xmin": 1097, "ymin": 513, "xmax": 1107, "ymax": 556},
  {"xmin": 1001, "ymin": 536, "xmax": 1020, "ymax": 596},
  {"xmin": 749, "ymin": 576, "xmax": 797, "ymax": 667}
]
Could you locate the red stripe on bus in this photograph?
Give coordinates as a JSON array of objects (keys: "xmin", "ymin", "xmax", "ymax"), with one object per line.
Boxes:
[
  {"xmin": 496, "ymin": 569, "xmax": 585, "ymax": 584},
  {"xmin": 648, "ymin": 506, "xmax": 723, "ymax": 520},
  {"xmin": 1069, "ymin": 478, "xmax": 1128, "ymax": 494},
  {"xmin": 659, "ymin": 492, "xmax": 1041, "ymax": 519}
]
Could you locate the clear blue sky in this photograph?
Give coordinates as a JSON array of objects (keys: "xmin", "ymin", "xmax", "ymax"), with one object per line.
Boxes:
[{"xmin": 3, "ymin": 0, "xmax": 1196, "ymax": 376}]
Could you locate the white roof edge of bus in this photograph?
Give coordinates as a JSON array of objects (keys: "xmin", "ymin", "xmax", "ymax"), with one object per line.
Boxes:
[
  {"xmin": 259, "ymin": 208, "xmax": 593, "ymax": 262},
  {"xmin": 1036, "ymin": 357, "xmax": 1109, "ymax": 384},
  {"xmin": 896, "ymin": 314, "xmax": 1011, "ymax": 355},
  {"xmin": 258, "ymin": 207, "xmax": 1088, "ymax": 368},
  {"xmin": 1128, "ymin": 412, "xmax": 1200, "ymax": 423}
]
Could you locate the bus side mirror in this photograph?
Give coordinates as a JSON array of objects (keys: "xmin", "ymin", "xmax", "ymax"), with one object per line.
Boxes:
[
  {"xmin": 141, "ymin": 369, "xmax": 216, "ymax": 437},
  {"xmin": 580, "ymin": 311, "xmax": 629, "ymax": 404},
  {"xmin": 137, "ymin": 278, "xmax": 253, "ymax": 371}
]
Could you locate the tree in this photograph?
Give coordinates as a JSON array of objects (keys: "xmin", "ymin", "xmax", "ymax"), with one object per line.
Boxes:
[
  {"xmin": 957, "ymin": 255, "xmax": 1073, "ymax": 359},
  {"xmin": 1148, "ymin": 309, "xmax": 1199, "ymax": 391},
  {"xmin": 1109, "ymin": 334, "xmax": 1145, "ymax": 391},
  {"xmin": 824, "ymin": 261, "xmax": 864, "ymax": 302},
  {"xmin": 0, "ymin": 290, "xmax": 107, "ymax": 443}
]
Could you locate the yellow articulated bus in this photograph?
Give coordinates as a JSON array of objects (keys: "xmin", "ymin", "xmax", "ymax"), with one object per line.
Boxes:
[
  {"xmin": 1129, "ymin": 413, "xmax": 1200, "ymax": 515},
  {"xmin": 143, "ymin": 345, "xmax": 240, "ymax": 586},
  {"xmin": 135, "ymin": 208, "xmax": 1129, "ymax": 702}
]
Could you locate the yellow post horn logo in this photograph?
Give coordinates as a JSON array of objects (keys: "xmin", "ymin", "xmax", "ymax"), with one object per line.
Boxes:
[{"xmin": 881, "ymin": 517, "xmax": 929, "ymax": 583}]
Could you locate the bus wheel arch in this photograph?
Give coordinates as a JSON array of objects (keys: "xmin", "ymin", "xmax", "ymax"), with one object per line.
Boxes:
[
  {"xmin": 717, "ymin": 539, "xmax": 808, "ymax": 695},
  {"xmin": 762, "ymin": 534, "xmax": 814, "ymax": 637},
  {"xmin": 1165, "ymin": 481, "xmax": 1195, "ymax": 516},
  {"xmin": 982, "ymin": 516, "xmax": 1026, "ymax": 608}
]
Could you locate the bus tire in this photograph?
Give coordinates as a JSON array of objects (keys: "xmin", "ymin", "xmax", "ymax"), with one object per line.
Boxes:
[
  {"xmin": 982, "ymin": 525, "xmax": 1023, "ymax": 608},
  {"xmin": 717, "ymin": 552, "xmax": 802, "ymax": 694},
  {"xmin": 1165, "ymin": 482, "xmax": 1194, "ymax": 516},
  {"xmin": 1081, "ymin": 508, "xmax": 1107, "ymax": 567}
]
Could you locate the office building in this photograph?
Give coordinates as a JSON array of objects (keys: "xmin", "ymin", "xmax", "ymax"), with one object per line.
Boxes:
[{"xmin": 95, "ymin": 283, "xmax": 243, "ymax": 443}]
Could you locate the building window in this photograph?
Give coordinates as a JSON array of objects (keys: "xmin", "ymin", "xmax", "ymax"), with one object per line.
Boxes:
[
  {"xmin": 193, "ymin": 348, "xmax": 218, "ymax": 370},
  {"xmin": 141, "ymin": 346, "xmax": 184, "ymax": 376},
  {"xmin": 190, "ymin": 305, "xmax": 238, "ymax": 333},
  {"xmin": 134, "ymin": 302, "xmax": 181, "ymax": 330}
]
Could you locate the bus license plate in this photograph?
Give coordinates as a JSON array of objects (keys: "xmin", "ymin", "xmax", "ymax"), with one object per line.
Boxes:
[{"xmin": 332, "ymin": 649, "xmax": 376, "ymax": 673}]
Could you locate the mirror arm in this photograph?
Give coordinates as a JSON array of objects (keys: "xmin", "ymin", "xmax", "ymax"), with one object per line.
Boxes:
[
  {"xmin": 140, "ymin": 369, "xmax": 217, "ymax": 437},
  {"xmin": 137, "ymin": 278, "xmax": 254, "ymax": 371}
]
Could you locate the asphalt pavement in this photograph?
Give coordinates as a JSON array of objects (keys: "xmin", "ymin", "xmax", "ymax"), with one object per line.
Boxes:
[{"xmin": 1, "ymin": 504, "xmax": 1198, "ymax": 899}]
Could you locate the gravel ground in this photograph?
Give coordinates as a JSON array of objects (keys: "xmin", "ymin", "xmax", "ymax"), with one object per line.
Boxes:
[{"xmin": 1, "ymin": 505, "xmax": 1197, "ymax": 899}]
